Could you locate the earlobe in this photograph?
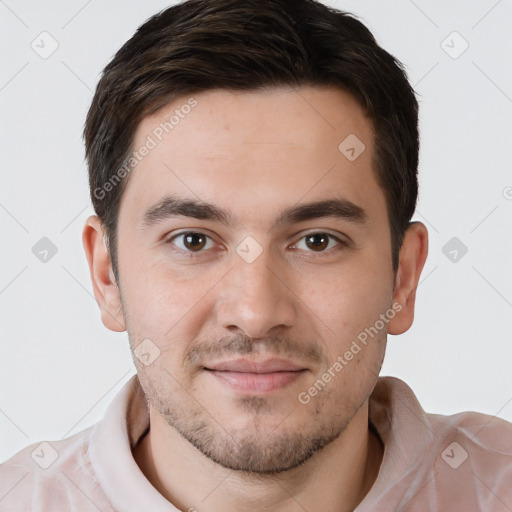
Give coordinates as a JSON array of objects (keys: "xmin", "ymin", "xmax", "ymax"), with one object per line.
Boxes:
[
  {"xmin": 388, "ymin": 222, "xmax": 428, "ymax": 335},
  {"xmin": 82, "ymin": 215, "xmax": 126, "ymax": 332}
]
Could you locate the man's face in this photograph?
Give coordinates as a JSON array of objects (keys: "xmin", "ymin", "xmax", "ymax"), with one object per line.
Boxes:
[{"xmin": 115, "ymin": 86, "xmax": 395, "ymax": 473}]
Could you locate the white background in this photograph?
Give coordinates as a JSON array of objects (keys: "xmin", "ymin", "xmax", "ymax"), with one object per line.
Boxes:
[{"xmin": 1, "ymin": 0, "xmax": 511, "ymax": 463}]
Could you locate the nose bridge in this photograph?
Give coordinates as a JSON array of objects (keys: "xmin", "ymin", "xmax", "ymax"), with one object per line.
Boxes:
[
  {"xmin": 237, "ymin": 251, "xmax": 279, "ymax": 301},
  {"xmin": 217, "ymin": 244, "xmax": 296, "ymax": 337}
]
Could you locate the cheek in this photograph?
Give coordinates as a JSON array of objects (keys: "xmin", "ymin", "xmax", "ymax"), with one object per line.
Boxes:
[
  {"xmin": 300, "ymin": 263, "xmax": 392, "ymax": 334},
  {"xmin": 118, "ymin": 246, "xmax": 218, "ymax": 346},
  {"xmin": 294, "ymin": 259, "xmax": 392, "ymax": 385}
]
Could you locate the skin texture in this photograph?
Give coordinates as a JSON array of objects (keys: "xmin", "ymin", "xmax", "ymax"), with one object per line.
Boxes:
[{"xmin": 83, "ymin": 85, "xmax": 428, "ymax": 512}]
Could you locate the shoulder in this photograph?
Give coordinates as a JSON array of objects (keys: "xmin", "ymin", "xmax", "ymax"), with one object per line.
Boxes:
[
  {"xmin": 429, "ymin": 407, "xmax": 512, "ymax": 473},
  {"xmin": 378, "ymin": 375, "xmax": 512, "ymax": 464},
  {"xmin": 426, "ymin": 409, "xmax": 512, "ymax": 509},
  {"xmin": 368, "ymin": 377, "xmax": 512, "ymax": 510},
  {"xmin": 0, "ymin": 427, "xmax": 115, "ymax": 512}
]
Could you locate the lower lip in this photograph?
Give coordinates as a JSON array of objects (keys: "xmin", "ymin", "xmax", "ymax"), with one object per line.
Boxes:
[{"xmin": 207, "ymin": 369, "xmax": 307, "ymax": 393}]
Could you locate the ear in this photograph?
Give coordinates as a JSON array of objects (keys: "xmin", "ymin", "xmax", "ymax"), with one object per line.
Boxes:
[
  {"xmin": 82, "ymin": 215, "xmax": 126, "ymax": 332},
  {"xmin": 388, "ymin": 222, "xmax": 428, "ymax": 335}
]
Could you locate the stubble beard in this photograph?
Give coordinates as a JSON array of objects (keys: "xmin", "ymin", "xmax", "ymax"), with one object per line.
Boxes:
[
  {"xmin": 139, "ymin": 370, "xmax": 362, "ymax": 475},
  {"xmin": 123, "ymin": 307, "xmax": 377, "ymax": 475}
]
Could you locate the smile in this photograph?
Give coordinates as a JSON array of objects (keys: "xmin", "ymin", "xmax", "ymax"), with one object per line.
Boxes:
[{"xmin": 203, "ymin": 358, "xmax": 308, "ymax": 393}]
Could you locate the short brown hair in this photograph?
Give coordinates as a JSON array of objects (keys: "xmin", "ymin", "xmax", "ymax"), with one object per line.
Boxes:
[{"xmin": 84, "ymin": 0, "xmax": 419, "ymax": 278}]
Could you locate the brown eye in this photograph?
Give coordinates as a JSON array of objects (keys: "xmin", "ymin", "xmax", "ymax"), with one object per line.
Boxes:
[
  {"xmin": 294, "ymin": 232, "xmax": 344, "ymax": 254},
  {"xmin": 169, "ymin": 232, "xmax": 214, "ymax": 254},
  {"xmin": 182, "ymin": 232, "xmax": 207, "ymax": 251},
  {"xmin": 305, "ymin": 233, "xmax": 330, "ymax": 251}
]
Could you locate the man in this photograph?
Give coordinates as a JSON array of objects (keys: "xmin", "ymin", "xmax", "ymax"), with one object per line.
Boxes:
[{"xmin": 1, "ymin": 0, "xmax": 511, "ymax": 510}]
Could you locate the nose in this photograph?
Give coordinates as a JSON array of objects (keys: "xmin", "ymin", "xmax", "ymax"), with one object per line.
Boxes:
[{"xmin": 216, "ymin": 248, "xmax": 297, "ymax": 339}]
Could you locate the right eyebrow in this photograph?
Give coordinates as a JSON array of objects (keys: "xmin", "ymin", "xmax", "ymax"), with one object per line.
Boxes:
[{"xmin": 141, "ymin": 195, "xmax": 235, "ymax": 228}]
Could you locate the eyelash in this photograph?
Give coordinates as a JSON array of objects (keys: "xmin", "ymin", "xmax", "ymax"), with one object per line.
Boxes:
[{"xmin": 166, "ymin": 231, "xmax": 347, "ymax": 258}]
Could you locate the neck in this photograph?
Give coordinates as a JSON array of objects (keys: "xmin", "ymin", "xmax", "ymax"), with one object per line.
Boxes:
[{"xmin": 133, "ymin": 402, "xmax": 383, "ymax": 512}]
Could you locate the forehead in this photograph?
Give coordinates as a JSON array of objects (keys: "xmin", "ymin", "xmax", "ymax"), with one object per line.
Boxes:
[{"xmin": 120, "ymin": 85, "xmax": 384, "ymax": 227}]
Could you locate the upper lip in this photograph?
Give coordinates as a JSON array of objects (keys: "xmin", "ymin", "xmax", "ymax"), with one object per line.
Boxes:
[{"xmin": 205, "ymin": 358, "xmax": 306, "ymax": 373}]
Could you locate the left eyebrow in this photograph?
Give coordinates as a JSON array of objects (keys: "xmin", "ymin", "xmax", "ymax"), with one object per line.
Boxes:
[
  {"xmin": 140, "ymin": 194, "xmax": 368, "ymax": 229},
  {"xmin": 274, "ymin": 198, "xmax": 368, "ymax": 226}
]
